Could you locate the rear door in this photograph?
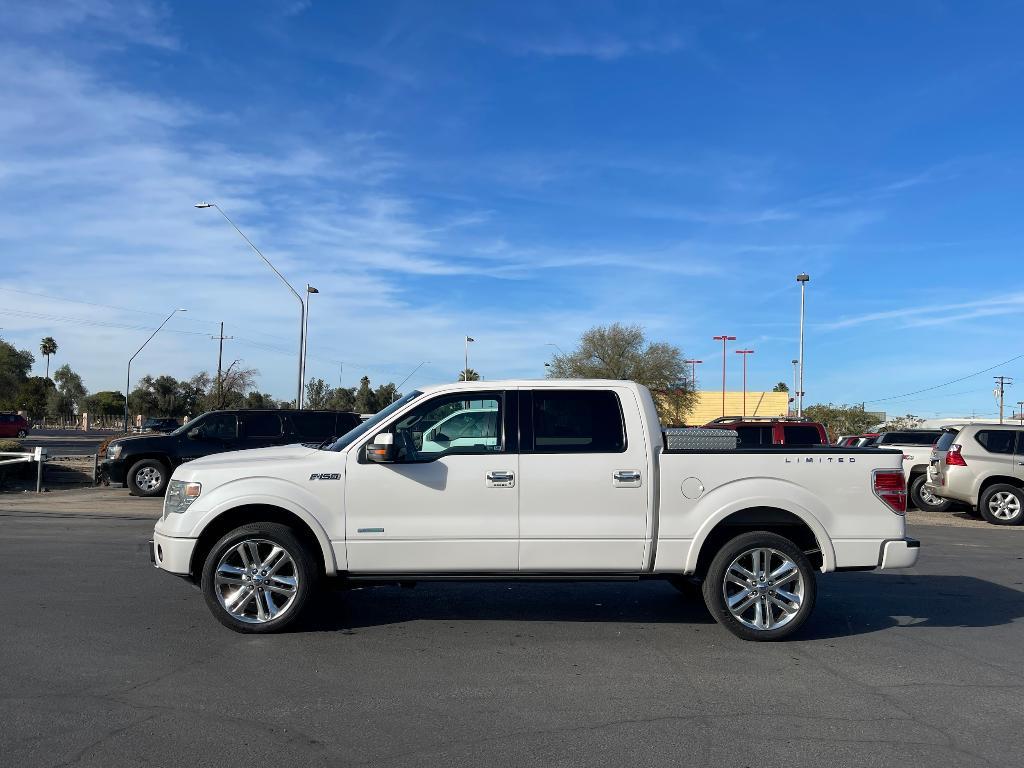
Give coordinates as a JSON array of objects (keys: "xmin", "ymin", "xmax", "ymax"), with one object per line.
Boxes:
[{"xmin": 518, "ymin": 387, "xmax": 649, "ymax": 571}]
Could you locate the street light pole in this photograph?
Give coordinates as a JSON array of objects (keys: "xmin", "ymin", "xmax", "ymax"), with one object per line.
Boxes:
[
  {"xmin": 301, "ymin": 284, "xmax": 319, "ymax": 397},
  {"xmin": 124, "ymin": 308, "xmax": 186, "ymax": 432},
  {"xmin": 1017, "ymin": 401, "xmax": 1024, "ymax": 426},
  {"xmin": 712, "ymin": 335, "xmax": 737, "ymax": 417},
  {"xmin": 735, "ymin": 349, "xmax": 754, "ymax": 417},
  {"xmin": 464, "ymin": 336, "xmax": 475, "ymax": 380},
  {"xmin": 195, "ymin": 202, "xmax": 305, "ymax": 408},
  {"xmin": 684, "ymin": 359, "xmax": 703, "ymax": 389},
  {"xmin": 796, "ymin": 273, "xmax": 810, "ymax": 416},
  {"xmin": 791, "ymin": 358, "xmax": 799, "ymax": 416}
]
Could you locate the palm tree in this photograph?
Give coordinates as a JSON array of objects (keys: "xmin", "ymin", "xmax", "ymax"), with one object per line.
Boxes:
[
  {"xmin": 39, "ymin": 337, "xmax": 58, "ymax": 379},
  {"xmin": 459, "ymin": 368, "xmax": 481, "ymax": 381}
]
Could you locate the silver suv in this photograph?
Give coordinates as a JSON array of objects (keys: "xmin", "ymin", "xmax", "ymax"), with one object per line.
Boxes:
[{"xmin": 924, "ymin": 424, "xmax": 1024, "ymax": 525}]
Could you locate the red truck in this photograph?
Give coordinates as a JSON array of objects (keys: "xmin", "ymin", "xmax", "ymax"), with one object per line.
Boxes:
[{"xmin": 703, "ymin": 416, "xmax": 828, "ymax": 448}]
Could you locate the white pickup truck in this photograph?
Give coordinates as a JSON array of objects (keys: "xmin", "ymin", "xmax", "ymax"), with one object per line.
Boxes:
[{"xmin": 151, "ymin": 380, "xmax": 919, "ymax": 641}]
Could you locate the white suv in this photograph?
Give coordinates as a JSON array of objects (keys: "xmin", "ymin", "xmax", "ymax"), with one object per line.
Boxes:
[{"xmin": 925, "ymin": 425, "xmax": 1024, "ymax": 525}]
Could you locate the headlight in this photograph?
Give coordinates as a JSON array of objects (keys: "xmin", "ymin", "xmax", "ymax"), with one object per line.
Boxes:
[
  {"xmin": 164, "ymin": 480, "xmax": 201, "ymax": 517},
  {"xmin": 106, "ymin": 444, "xmax": 122, "ymax": 460}
]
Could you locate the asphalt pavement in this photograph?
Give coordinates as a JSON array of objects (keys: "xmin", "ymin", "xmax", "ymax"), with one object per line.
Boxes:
[{"xmin": 1, "ymin": 505, "xmax": 1023, "ymax": 767}]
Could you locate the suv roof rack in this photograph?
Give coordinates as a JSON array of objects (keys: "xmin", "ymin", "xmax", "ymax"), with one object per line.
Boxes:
[{"xmin": 706, "ymin": 415, "xmax": 813, "ymax": 424}]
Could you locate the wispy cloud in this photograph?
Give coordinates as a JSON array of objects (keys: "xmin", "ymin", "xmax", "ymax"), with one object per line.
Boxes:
[
  {"xmin": 824, "ymin": 293, "xmax": 1024, "ymax": 331},
  {"xmin": 510, "ymin": 31, "xmax": 691, "ymax": 60}
]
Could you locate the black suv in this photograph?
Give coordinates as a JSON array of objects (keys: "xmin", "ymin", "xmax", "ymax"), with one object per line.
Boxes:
[{"xmin": 102, "ymin": 409, "xmax": 361, "ymax": 497}]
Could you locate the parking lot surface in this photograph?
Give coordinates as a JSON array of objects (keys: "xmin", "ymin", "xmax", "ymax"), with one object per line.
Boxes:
[{"xmin": 2, "ymin": 502, "xmax": 1022, "ymax": 767}]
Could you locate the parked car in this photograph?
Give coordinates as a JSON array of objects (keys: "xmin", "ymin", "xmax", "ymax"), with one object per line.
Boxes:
[
  {"xmin": 703, "ymin": 416, "xmax": 828, "ymax": 447},
  {"xmin": 135, "ymin": 417, "xmax": 181, "ymax": 434},
  {"xmin": 925, "ymin": 424, "xmax": 1024, "ymax": 525},
  {"xmin": 150, "ymin": 380, "xmax": 917, "ymax": 640},
  {"xmin": 0, "ymin": 413, "xmax": 30, "ymax": 438},
  {"xmin": 102, "ymin": 409, "xmax": 361, "ymax": 497},
  {"xmin": 864, "ymin": 430, "xmax": 947, "ymax": 511}
]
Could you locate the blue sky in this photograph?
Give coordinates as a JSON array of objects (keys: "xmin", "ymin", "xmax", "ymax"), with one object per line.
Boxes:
[{"xmin": 1, "ymin": 0, "xmax": 1023, "ymax": 417}]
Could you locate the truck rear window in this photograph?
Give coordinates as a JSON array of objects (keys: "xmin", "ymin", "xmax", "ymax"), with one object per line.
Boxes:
[{"xmin": 783, "ymin": 425, "xmax": 822, "ymax": 445}]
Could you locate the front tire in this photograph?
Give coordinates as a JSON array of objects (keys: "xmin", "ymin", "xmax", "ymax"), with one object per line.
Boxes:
[
  {"xmin": 201, "ymin": 523, "xmax": 315, "ymax": 633},
  {"xmin": 910, "ymin": 475, "xmax": 951, "ymax": 512},
  {"xmin": 978, "ymin": 484, "xmax": 1024, "ymax": 526},
  {"xmin": 127, "ymin": 458, "xmax": 169, "ymax": 497},
  {"xmin": 702, "ymin": 531, "xmax": 817, "ymax": 641}
]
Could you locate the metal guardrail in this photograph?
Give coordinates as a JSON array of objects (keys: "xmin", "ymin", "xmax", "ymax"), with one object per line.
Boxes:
[{"xmin": 0, "ymin": 447, "xmax": 46, "ymax": 491}]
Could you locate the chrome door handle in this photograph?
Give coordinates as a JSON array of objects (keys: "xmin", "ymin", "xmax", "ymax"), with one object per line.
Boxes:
[
  {"xmin": 614, "ymin": 470, "xmax": 641, "ymax": 482},
  {"xmin": 487, "ymin": 471, "xmax": 514, "ymax": 481}
]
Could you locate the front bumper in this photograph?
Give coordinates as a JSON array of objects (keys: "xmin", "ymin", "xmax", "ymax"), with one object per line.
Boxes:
[
  {"xmin": 152, "ymin": 530, "xmax": 197, "ymax": 576},
  {"xmin": 880, "ymin": 537, "xmax": 920, "ymax": 569},
  {"xmin": 99, "ymin": 458, "xmax": 128, "ymax": 484}
]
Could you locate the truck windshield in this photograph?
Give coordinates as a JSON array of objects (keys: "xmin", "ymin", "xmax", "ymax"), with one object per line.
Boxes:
[{"xmin": 327, "ymin": 391, "xmax": 423, "ymax": 451}]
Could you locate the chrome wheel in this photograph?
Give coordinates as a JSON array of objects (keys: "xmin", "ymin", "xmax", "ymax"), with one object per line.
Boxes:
[
  {"xmin": 135, "ymin": 466, "xmax": 162, "ymax": 492},
  {"xmin": 988, "ymin": 491, "xmax": 1022, "ymax": 521},
  {"xmin": 214, "ymin": 539, "xmax": 299, "ymax": 624},
  {"xmin": 722, "ymin": 547, "xmax": 805, "ymax": 632},
  {"xmin": 919, "ymin": 485, "xmax": 945, "ymax": 507}
]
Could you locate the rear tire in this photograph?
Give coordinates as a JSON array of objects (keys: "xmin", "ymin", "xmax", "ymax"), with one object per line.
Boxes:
[
  {"xmin": 702, "ymin": 531, "xmax": 817, "ymax": 641},
  {"xmin": 16, "ymin": 429, "xmax": 27, "ymax": 438},
  {"xmin": 127, "ymin": 458, "xmax": 168, "ymax": 497},
  {"xmin": 978, "ymin": 484, "xmax": 1024, "ymax": 526},
  {"xmin": 910, "ymin": 475, "xmax": 951, "ymax": 512},
  {"xmin": 201, "ymin": 522, "xmax": 316, "ymax": 633}
]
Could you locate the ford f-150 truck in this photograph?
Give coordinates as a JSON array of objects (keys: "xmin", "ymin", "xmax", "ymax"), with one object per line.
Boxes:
[{"xmin": 151, "ymin": 380, "xmax": 918, "ymax": 641}]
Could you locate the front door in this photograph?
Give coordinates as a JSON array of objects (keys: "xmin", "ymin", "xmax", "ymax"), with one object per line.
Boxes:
[
  {"xmin": 518, "ymin": 388, "xmax": 649, "ymax": 571},
  {"xmin": 345, "ymin": 391, "xmax": 518, "ymax": 573},
  {"xmin": 178, "ymin": 413, "xmax": 239, "ymax": 464}
]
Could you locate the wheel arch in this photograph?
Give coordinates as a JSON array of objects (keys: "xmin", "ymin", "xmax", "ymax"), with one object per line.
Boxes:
[
  {"xmin": 188, "ymin": 502, "xmax": 334, "ymax": 581},
  {"xmin": 978, "ymin": 475, "xmax": 1024, "ymax": 498},
  {"xmin": 686, "ymin": 505, "xmax": 833, "ymax": 578}
]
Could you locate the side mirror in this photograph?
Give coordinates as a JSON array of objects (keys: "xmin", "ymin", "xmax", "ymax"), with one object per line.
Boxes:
[
  {"xmin": 366, "ymin": 433, "xmax": 395, "ymax": 463},
  {"xmin": 188, "ymin": 428, "xmax": 201, "ymax": 440}
]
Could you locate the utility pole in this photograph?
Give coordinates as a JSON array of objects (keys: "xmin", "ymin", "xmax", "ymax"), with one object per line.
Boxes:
[
  {"xmin": 712, "ymin": 335, "xmax": 737, "ymax": 417},
  {"xmin": 994, "ymin": 376, "xmax": 1013, "ymax": 424},
  {"xmin": 796, "ymin": 273, "xmax": 810, "ymax": 416},
  {"xmin": 735, "ymin": 349, "xmax": 754, "ymax": 417},
  {"xmin": 1017, "ymin": 401, "xmax": 1024, "ymax": 426},
  {"xmin": 210, "ymin": 322, "xmax": 234, "ymax": 408}
]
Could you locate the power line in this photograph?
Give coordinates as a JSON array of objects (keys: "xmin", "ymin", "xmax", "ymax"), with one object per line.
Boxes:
[{"xmin": 863, "ymin": 351, "xmax": 1024, "ymax": 403}]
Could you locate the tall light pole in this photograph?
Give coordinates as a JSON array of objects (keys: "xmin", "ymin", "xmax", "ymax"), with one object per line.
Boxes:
[
  {"xmin": 464, "ymin": 336, "xmax": 475, "ymax": 380},
  {"xmin": 712, "ymin": 335, "xmax": 736, "ymax": 417},
  {"xmin": 735, "ymin": 349, "xmax": 754, "ymax": 417},
  {"xmin": 1017, "ymin": 401, "xmax": 1024, "ymax": 426},
  {"xmin": 301, "ymin": 284, "xmax": 319, "ymax": 394},
  {"xmin": 195, "ymin": 202, "xmax": 305, "ymax": 408},
  {"xmin": 684, "ymin": 359, "xmax": 703, "ymax": 388},
  {"xmin": 395, "ymin": 361, "xmax": 430, "ymax": 401},
  {"xmin": 124, "ymin": 308, "xmax": 186, "ymax": 432},
  {"xmin": 796, "ymin": 273, "xmax": 810, "ymax": 416},
  {"xmin": 791, "ymin": 359, "xmax": 799, "ymax": 416}
]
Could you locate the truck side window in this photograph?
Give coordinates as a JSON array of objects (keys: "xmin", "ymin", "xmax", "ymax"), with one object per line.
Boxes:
[
  {"xmin": 783, "ymin": 425, "xmax": 822, "ymax": 445},
  {"xmin": 392, "ymin": 394, "xmax": 502, "ymax": 461},
  {"xmin": 245, "ymin": 412, "xmax": 283, "ymax": 439},
  {"xmin": 735, "ymin": 426, "xmax": 772, "ymax": 447},
  {"xmin": 531, "ymin": 390, "xmax": 625, "ymax": 453}
]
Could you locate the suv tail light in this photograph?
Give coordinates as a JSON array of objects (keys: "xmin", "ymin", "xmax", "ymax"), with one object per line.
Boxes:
[
  {"xmin": 873, "ymin": 469, "xmax": 907, "ymax": 514},
  {"xmin": 945, "ymin": 444, "xmax": 967, "ymax": 466}
]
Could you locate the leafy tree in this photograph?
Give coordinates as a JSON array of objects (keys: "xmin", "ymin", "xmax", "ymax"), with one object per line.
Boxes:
[
  {"xmin": 46, "ymin": 388, "xmax": 76, "ymax": 423},
  {"xmin": 375, "ymin": 382, "xmax": 399, "ymax": 405},
  {"xmin": 180, "ymin": 373, "xmax": 211, "ymax": 416},
  {"xmin": 803, "ymin": 403, "xmax": 881, "ymax": 442},
  {"xmin": 326, "ymin": 386, "xmax": 356, "ymax": 412},
  {"xmin": 84, "ymin": 391, "xmax": 126, "ymax": 423},
  {"xmin": 458, "ymin": 368, "xmax": 481, "ymax": 381},
  {"xmin": 128, "ymin": 375, "xmax": 160, "ymax": 417},
  {"xmin": 39, "ymin": 337, "xmax": 58, "ymax": 379},
  {"xmin": 879, "ymin": 414, "xmax": 924, "ymax": 431},
  {"xmin": 305, "ymin": 378, "xmax": 331, "ymax": 409},
  {"xmin": 353, "ymin": 376, "xmax": 378, "ymax": 414},
  {"xmin": 215, "ymin": 362, "xmax": 259, "ymax": 409},
  {"xmin": 547, "ymin": 323, "xmax": 695, "ymax": 422},
  {"xmin": 772, "ymin": 382, "xmax": 789, "ymax": 392},
  {"xmin": 0, "ymin": 338, "xmax": 35, "ymax": 409},
  {"xmin": 244, "ymin": 392, "xmax": 279, "ymax": 409},
  {"xmin": 52, "ymin": 364, "xmax": 87, "ymax": 421},
  {"xmin": 17, "ymin": 377, "xmax": 55, "ymax": 420}
]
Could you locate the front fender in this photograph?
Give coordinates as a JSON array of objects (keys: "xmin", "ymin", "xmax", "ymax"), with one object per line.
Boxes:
[
  {"xmin": 185, "ymin": 477, "xmax": 338, "ymax": 572},
  {"xmin": 683, "ymin": 477, "xmax": 836, "ymax": 574}
]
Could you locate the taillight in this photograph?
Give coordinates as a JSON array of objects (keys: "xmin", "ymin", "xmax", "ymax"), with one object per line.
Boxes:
[
  {"xmin": 873, "ymin": 469, "xmax": 907, "ymax": 514},
  {"xmin": 945, "ymin": 444, "xmax": 967, "ymax": 466}
]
